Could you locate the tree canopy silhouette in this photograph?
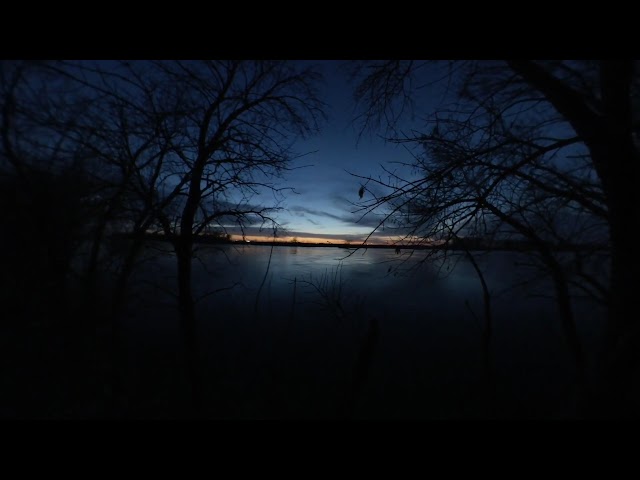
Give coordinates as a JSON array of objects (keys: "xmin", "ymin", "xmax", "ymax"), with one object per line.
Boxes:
[
  {"xmin": 0, "ymin": 60, "xmax": 325, "ymax": 417},
  {"xmin": 350, "ymin": 60, "xmax": 639, "ymax": 416}
]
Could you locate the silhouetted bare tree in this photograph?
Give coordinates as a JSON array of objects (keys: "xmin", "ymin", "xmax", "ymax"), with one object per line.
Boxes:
[
  {"xmin": 350, "ymin": 60, "xmax": 637, "ymax": 416},
  {"xmin": 124, "ymin": 60, "xmax": 326, "ymax": 413},
  {"xmin": 1, "ymin": 60, "xmax": 325, "ymax": 417},
  {"xmin": 0, "ymin": 60, "xmax": 114, "ymax": 416}
]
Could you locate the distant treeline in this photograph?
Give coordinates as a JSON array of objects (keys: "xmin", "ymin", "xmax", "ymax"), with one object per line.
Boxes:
[{"xmin": 121, "ymin": 232, "xmax": 608, "ymax": 252}]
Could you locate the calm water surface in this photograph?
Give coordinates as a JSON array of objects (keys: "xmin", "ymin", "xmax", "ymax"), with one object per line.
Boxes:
[{"xmin": 121, "ymin": 244, "xmax": 607, "ymax": 418}]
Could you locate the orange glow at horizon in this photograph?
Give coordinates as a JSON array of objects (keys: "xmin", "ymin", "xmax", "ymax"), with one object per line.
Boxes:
[
  {"xmin": 230, "ymin": 234, "xmax": 381, "ymax": 244},
  {"xmin": 229, "ymin": 234, "xmax": 436, "ymax": 246},
  {"xmin": 231, "ymin": 235, "xmax": 391, "ymax": 245}
]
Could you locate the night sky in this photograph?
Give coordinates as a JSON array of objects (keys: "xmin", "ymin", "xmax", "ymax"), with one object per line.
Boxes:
[
  {"xmin": 48, "ymin": 60, "xmax": 442, "ymax": 244},
  {"xmin": 238, "ymin": 60, "xmax": 422, "ymax": 244}
]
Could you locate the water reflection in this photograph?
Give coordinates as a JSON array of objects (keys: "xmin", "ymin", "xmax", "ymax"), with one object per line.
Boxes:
[
  {"xmin": 125, "ymin": 244, "xmax": 607, "ymax": 418},
  {"xmin": 139, "ymin": 244, "xmax": 606, "ymax": 346}
]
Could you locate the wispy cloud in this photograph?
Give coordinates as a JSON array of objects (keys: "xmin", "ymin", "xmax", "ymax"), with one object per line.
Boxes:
[
  {"xmin": 288, "ymin": 202, "xmax": 391, "ymax": 231},
  {"xmin": 289, "ymin": 205, "xmax": 346, "ymax": 223}
]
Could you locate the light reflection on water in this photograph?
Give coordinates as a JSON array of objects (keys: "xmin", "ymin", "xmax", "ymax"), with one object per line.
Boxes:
[{"xmin": 126, "ymin": 244, "xmax": 607, "ymax": 418}]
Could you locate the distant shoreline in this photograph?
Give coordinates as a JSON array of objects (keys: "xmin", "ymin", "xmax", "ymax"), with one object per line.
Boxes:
[{"xmin": 125, "ymin": 233, "xmax": 608, "ymax": 253}]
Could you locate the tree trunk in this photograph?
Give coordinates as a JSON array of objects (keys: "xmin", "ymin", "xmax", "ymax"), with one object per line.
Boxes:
[
  {"xmin": 591, "ymin": 149, "xmax": 640, "ymax": 417},
  {"xmin": 175, "ymin": 238, "xmax": 204, "ymax": 416},
  {"xmin": 603, "ymin": 168, "xmax": 640, "ymax": 348},
  {"xmin": 508, "ymin": 60, "xmax": 639, "ymax": 416},
  {"xmin": 465, "ymin": 252, "xmax": 493, "ymax": 388},
  {"xmin": 548, "ymin": 263, "xmax": 586, "ymax": 403},
  {"xmin": 599, "ymin": 60, "xmax": 639, "ymax": 350},
  {"xmin": 589, "ymin": 60, "xmax": 639, "ymax": 415},
  {"xmin": 108, "ymin": 233, "xmax": 145, "ymax": 417}
]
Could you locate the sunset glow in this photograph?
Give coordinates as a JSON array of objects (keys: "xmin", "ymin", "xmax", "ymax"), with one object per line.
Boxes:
[
  {"xmin": 228, "ymin": 234, "xmax": 440, "ymax": 246},
  {"xmin": 229, "ymin": 234, "xmax": 394, "ymax": 245}
]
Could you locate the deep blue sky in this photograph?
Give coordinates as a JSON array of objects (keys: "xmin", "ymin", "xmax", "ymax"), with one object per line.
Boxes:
[
  {"xmin": 263, "ymin": 60, "xmax": 421, "ymax": 242},
  {"xmin": 64, "ymin": 60, "xmax": 441, "ymax": 242}
]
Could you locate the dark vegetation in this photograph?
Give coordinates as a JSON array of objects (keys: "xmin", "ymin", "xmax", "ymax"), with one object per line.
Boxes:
[
  {"xmin": 0, "ymin": 60, "xmax": 637, "ymax": 418},
  {"xmin": 349, "ymin": 60, "xmax": 639, "ymax": 417}
]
